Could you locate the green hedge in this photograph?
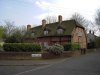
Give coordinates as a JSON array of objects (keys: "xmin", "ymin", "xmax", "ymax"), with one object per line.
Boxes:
[
  {"xmin": 3, "ymin": 43, "xmax": 41, "ymax": 52},
  {"xmin": 0, "ymin": 44, "xmax": 3, "ymax": 52},
  {"xmin": 63, "ymin": 43, "xmax": 71, "ymax": 51},
  {"xmin": 63, "ymin": 43, "xmax": 80, "ymax": 51},
  {"xmin": 71, "ymin": 43, "xmax": 80, "ymax": 50},
  {"xmin": 95, "ymin": 37, "xmax": 100, "ymax": 48}
]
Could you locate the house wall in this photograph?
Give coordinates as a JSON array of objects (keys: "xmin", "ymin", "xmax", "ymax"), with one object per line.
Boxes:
[
  {"xmin": 72, "ymin": 27, "xmax": 87, "ymax": 49},
  {"xmin": 36, "ymin": 36, "xmax": 71, "ymax": 46}
]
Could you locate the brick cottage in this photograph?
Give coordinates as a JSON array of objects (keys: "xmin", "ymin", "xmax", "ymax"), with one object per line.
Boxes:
[{"xmin": 26, "ymin": 15, "xmax": 87, "ymax": 49}]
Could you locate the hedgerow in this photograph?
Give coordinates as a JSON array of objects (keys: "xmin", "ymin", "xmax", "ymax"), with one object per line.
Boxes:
[{"xmin": 3, "ymin": 43, "xmax": 41, "ymax": 52}]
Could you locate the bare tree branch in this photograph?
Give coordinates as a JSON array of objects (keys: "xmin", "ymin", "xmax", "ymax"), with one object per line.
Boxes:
[
  {"xmin": 70, "ymin": 13, "xmax": 89, "ymax": 31},
  {"xmin": 45, "ymin": 16, "xmax": 57, "ymax": 24},
  {"xmin": 95, "ymin": 9, "xmax": 100, "ymax": 32},
  {"xmin": 3, "ymin": 21, "xmax": 16, "ymax": 37}
]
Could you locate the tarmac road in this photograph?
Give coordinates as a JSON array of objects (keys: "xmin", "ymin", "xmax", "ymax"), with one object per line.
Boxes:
[{"xmin": 0, "ymin": 51, "xmax": 100, "ymax": 75}]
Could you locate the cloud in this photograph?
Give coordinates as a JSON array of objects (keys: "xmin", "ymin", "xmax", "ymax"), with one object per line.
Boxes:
[
  {"xmin": 18, "ymin": 0, "xmax": 35, "ymax": 4},
  {"xmin": 35, "ymin": 0, "xmax": 100, "ymax": 21},
  {"xmin": 35, "ymin": 0, "xmax": 75, "ymax": 20},
  {"xmin": 35, "ymin": 0, "xmax": 50, "ymax": 10}
]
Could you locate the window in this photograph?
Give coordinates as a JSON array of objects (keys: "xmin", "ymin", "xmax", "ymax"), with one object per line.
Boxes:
[
  {"xmin": 31, "ymin": 33, "xmax": 34, "ymax": 37},
  {"xmin": 57, "ymin": 29, "xmax": 63, "ymax": 34},
  {"xmin": 44, "ymin": 42, "xmax": 48, "ymax": 48},
  {"xmin": 44, "ymin": 30, "xmax": 48, "ymax": 35},
  {"xmin": 77, "ymin": 32, "xmax": 83, "ymax": 37}
]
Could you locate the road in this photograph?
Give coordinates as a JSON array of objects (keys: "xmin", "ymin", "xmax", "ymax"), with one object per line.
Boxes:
[{"xmin": 0, "ymin": 51, "xmax": 100, "ymax": 75}]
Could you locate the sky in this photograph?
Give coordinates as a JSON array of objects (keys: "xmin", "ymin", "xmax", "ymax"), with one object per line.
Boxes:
[{"xmin": 0, "ymin": 0, "xmax": 100, "ymax": 28}]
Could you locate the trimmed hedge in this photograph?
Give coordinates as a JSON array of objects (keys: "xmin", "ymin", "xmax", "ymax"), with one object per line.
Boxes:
[
  {"xmin": 63, "ymin": 43, "xmax": 80, "ymax": 51},
  {"xmin": 3, "ymin": 43, "xmax": 41, "ymax": 52}
]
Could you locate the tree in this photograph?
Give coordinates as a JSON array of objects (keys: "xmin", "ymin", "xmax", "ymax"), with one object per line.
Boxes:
[
  {"xmin": 70, "ymin": 13, "xmax": 89, "ymax": 31},
  {"xmin": 45, "ymin": 16, "xmax": 57, "ymax": 24},
  {"xmin": 95, "ymin": 37, "xmax": 100, "ymax": 48},
  {"xmin": 1, "ymin": 20, "xmax": 28, "ymax": 43},
  {"xmin": 2, "ymin": 21, "xmax": 16, "ymax": 39},
  {"xmin": 0, "ymin": 26, "xmax": 4, "ymax": 39},
  {"xmin": 5, "ymin": 29, "xmax": 23, "ymax": 43},
  {"xmin": 17, "ymin": 26, "xmax": 27, "ymax": 39},
  {"xmin": 95, "ymin": 9, "xmax": 100, "ymax": 34},
  {"xmin": 4, "ymin": 25, "xmax": 28, "ymax": 43},
  {"xmin": 1, "ymin": 20, "xmax": 35, "ymax": 43}
]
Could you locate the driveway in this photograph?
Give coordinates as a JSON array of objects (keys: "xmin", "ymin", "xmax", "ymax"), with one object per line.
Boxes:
[{"xmin": 0, "ymin": 51, "xmax": 100, "ymax": 75}]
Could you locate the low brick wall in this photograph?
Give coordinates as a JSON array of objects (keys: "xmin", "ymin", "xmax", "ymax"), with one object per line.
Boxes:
[
  {"xmin": 0, "ymin": 52, "xmax": 34, "ymax": 60},
  {"xmin": 42, "ymin": 52, "xmax": 60, "ymax": 59},
  {"xmin": 42, "ymin": 50, "xmax": 81, "ymax": 59},
  {"xmin": 86, "ymin": 49, "xmax": 96, "ymax": 53},
  {"xmin": 62, "ymin": 50, "xmax": 81, "ymax": 57},
  {"xmin": 0, "ymin": 49, "xmax": 92, "ymax": 60}
]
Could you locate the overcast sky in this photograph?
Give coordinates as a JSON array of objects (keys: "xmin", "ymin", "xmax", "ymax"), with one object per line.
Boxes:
[{"xmin": 0, "ymin": 0, "xmax": 100, "ymax": 27}]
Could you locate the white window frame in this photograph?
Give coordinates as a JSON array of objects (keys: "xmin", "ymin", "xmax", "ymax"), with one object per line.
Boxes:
[
  {"xmin": 57, "ymin": 29, "xmax": 63, "ymax": 34},
  {"xmin": 31, "ymin": 33, "xmax": 34, "ymax": 37},
  {"xmin": 44, "ymin": 30, "xmax": 48, "ymax": 35}
]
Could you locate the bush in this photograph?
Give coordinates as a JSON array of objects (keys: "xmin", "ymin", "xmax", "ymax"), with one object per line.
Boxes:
[
  {"xmin": 87, "ymin": 42, "xmax": 96, "ymax": 49},
  {"xmin": 63, "ymin": 43, "xmax": 71, "ymax": 51},
  {"xmin": 71, "ymin": 43, "xmax": 80, "ymax": 50},
  {"xmin": 63, "ymin": 43, "xmax": 80, "ymax": 51},
  {"xmin": 3, "ymin": 43, "xmax": 41, "ymax": 52},
  {"xmin": 95, "ymin": 37, "xmax": 100, "ymax": 48},
  {"xmin": 0, "ymin": 44, "xmax": 4, "ymax": 52},
  {"xmin": 48, "ymin": 44, "xmax": 64, "ymax": 55}
]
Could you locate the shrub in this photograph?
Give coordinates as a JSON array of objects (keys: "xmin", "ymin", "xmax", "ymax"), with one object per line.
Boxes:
[
  {"xmin": 0, "ymin": 44, "xmax": 4, "ymax": 52},
  {"xmin": 71, "ymin": 43, "xmax": 80, "ymax": 50},
  {"xmin": 63, "ymin": 43, "xmax": 71, "ymax": 51},
  {"xmin": 63, "ymin": 43, "xmax": 80, "ymax": 51},
  {"xmin": 3, "ymin": 43, "xmax": 41, "ymax": 52},
  {"xmin": 48, "ymin": 44, "xmax": 64, "ymax": 55},
  {"xmin": 87, "ymin": 42, "xmax": 96, "ymax": 49},
  {"xmin": 95, "ymin": 37, "xmax": 100, "ymax": 48}
]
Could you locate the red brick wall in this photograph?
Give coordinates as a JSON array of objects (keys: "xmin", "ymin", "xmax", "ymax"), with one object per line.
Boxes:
[
  {"xmin": 72, "ymin": 27, "xmax": 87, "ymax": 49},
  {"xmin": 36, "ymin": 36, "xmax": 71, "ymax": 46}
]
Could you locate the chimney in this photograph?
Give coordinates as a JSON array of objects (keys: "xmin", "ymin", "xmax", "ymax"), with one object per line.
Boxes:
[
  {"xmin": 27, "ymin": 24, "xmax": 31, "ymax": 30},
  {"xmin": 93, "ymin": 31, "xmax": 94, "ymax": 35},
  {"xmin": 89, "ymin": 30, "xmax": 91, "ymax": 34},
  {"xmin": 42, "ymin": 19, "xmax": 46, "ymax": 28},
  {"xmin": 58, "ymin": 15, "xmax": 62, "ymax": 24}
]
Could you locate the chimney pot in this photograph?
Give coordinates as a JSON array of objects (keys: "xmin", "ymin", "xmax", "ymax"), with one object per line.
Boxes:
[
  {"xmin": 89, "ymin": 30, "xmax": 91, "ymax": 34},
  {"xmin": 58, "ymin": 15, "xmax": 62, "ymax": 24},
  {"xmin": 42, "ymin": 19, "xmax": 46, "ymax": 28},
  {"xmin": 27, "ymin": 24, "xmax": 31, "ymax": 30},
  {"xmin": 93, "ymin": 31, "xmax": 94, "ymax": 35}
]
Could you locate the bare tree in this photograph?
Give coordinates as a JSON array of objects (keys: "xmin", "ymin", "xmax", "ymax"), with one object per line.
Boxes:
[
  {"xmin": 17, "ymin": 25, "xmax": 27, "ymax": 36},
  {"xmin": 0, "ymin": 26, "xmax": 3, "ymax": 39},
  {"xmin": 3, "ymin": 21, "xmax": 16, "ymax": 38},
  {"xmin": 45, "ymin": 16, "xmax": 57, "ymax": 24},
  {"xmin": 95, "ymin": 9, "xmax": 100, "ymax": 32},
  {"xmin": 70, "ymin": 13, "xmax": 89, "ymax": 31}
]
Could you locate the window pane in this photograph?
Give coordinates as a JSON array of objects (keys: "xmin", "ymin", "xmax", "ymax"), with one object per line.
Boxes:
[
  {"xmin": 57, "ymin": 29, "xmax": 63, "ymax": 34},
  {"xmin": 44, "ymin": 31, "xmax": 48, "ymax": 35}
]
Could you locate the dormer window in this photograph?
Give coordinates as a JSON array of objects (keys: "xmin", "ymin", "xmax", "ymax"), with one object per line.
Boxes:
[
  {"xmin": 44, "ymin": 27, "xmax": 50, "ymax": 36},
  {"xmin": 57, "ymin": 29, "xmax": 63, "ymax": 34},
  {"xmin": 31, "ymin": 32, "xmax": 34, "ymax": 37},
  {"xmin": 44, "ymin": 30, "xmax": 48, "ymax": 35},
  {"xmin": 57, "ymin": 25, "xmax": 64, "ymax": 35},
  {"xmin": 31, "ymin": 30, "xmax": 35, "ymax": 37}
]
